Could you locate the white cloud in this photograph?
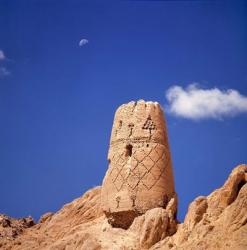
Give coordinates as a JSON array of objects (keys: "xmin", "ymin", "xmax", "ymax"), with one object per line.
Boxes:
[
  {"xmin": 0, "ymin": 67, "xmax": 10, "ymax": 77},
  {"xmin": 79, "ymin": 39, "xmax": 89, "ymax": 47},
  {"xmin": 0, "ymin": 50, "xmax": 5, "ymax": 60},
  {"xmin": 165, "ymin": 84, "xmax": 247, "ymax": 120}
]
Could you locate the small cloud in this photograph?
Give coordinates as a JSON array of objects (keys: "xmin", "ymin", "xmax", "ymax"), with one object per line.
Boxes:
[
  {"xmin": 0, "ymin": 50, "xmax": 5, "ymax": 60},
  {"xmin": 165, "ymin": 83, "xmax": 247, "ymax": 120},
  {"xmin": 0, "ymin": 67, "xmax": 10, "ymax": 77},
  {"xmin": 79, "ymin": 38, "xmax": 89, "ymax": 47}
]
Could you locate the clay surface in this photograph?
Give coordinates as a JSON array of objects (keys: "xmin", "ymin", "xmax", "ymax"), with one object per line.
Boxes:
[{"xmin": 101, "ymin": 100, "xmax": 176, "ymax": 228}]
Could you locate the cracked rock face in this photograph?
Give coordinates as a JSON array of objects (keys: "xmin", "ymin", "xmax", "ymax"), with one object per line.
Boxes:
[
  {"xmin": 0, "ymin": 214, "xmax": 34, "ymax": 242},
  {"xmin": 101, "ymin": 100, "xmax": 177, "ymax": 229},
  {"xmin": 151, "ymin": 164, "xmax": 247, "ymax": 250}
]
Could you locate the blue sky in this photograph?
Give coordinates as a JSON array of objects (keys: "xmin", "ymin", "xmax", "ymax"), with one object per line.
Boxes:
[{"xmin": 0, "ymin": 0, "xmax": 246, "ymax": 222}]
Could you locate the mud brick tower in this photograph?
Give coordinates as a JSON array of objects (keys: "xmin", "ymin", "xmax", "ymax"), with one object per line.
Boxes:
[{"xmin": 101, "ymin": 100, "xmax": 176, "ymax": 228}]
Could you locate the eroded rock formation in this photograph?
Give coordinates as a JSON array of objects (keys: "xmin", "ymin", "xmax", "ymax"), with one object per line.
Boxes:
[
  {"xmin": 151, "ymin": 164, "xmax": 247, "ymax": 250},
  {"xmin": 101, "ymin": 100, "xmax": 176, "ymax": 229},
  {"xmin": 1, "ymin": 164, "xmax": 246, "ymax": 250},
  {"xmin": 0, "ymin": 214, "xmax": 35, "ymax": 248}
]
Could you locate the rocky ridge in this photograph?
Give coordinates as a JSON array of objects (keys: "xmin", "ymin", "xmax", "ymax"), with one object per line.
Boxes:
[{"xmin": 0, "ymin": 164, "xmax": 246, "ymax": 250}]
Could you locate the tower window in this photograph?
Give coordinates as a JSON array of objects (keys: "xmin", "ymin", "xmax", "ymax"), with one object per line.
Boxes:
[{"xmin": 125, "ymin": 144, "xmax": 133, "ymax": 157}]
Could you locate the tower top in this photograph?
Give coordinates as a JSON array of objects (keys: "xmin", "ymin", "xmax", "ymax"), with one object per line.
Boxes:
[{"xmin": 110, "ymin": 100, "xmax": 168, "ymax": 146}]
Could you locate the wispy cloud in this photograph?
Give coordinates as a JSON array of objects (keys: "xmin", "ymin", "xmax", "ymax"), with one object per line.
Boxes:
[
  {"xmin": 165, "ymin": 84, "xmax": 247, "ymax": 120},
  {"xmin": 0, "ymin": 67, "xmax": 10, "ymax": 77},
  {"xmin": 0, "ymin": 50, "xmax": 11, "ymax": 77},
  {"xmin": 0, "ymin": 50, "xmax": 6, "ymax": 60},
  {"xmin": 79, "ymin": 38, "xmax": 89, "ymax": 47}
]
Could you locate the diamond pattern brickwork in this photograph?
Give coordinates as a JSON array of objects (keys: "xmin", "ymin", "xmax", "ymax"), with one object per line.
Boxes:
[{"xmin": 109, "ymin": 144, "xmax": 170, "ymax": 192}]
